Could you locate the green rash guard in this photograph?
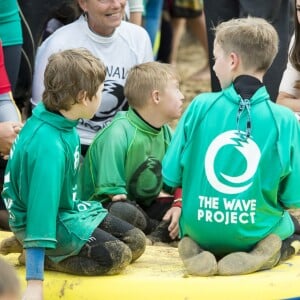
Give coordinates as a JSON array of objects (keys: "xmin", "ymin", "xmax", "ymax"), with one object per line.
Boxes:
[
  {"xmin": 163, "ymin": 84, "xmax": 300, "ymax": 256},
  {"xmin": 78, "ymin": 107, "xmax": 172, "ymax": 207},
  {"xmin": 0, "ymin": 0, "xmax": 23, "ymax": 46},
  {"xmin": 2, "ymin": 103, "xmax": 107, "ymax": 263}
]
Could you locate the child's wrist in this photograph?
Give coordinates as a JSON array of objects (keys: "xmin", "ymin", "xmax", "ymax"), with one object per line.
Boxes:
[
  {"xmin": 172, "ymin": 198, "xmax": 182, "ymax": 208},
  {"xmin": 174, "ymin": 188, "xmax": 182, "ymax": 199},
  {"xmin": 26, "ymin": 248, "xmax": 45, "ymax": 281}
]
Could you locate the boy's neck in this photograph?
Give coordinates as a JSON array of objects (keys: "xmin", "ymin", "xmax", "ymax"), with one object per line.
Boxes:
[
  {"xmin": 133, "ymin": 108, "xmax": 163, "ymax": 129},
  {"xmin": 59, "ymin": 108, "xmax": 80, "ymax": 120},
  {"xmin": 233, "ymin": 70, "xmax": 264, "ymax": 83},
  {"xmin": 233, "ymin": 75, "xmax": 263, "ymax": 99}
]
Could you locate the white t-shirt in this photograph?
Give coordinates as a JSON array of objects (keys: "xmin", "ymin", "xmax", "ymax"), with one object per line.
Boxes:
[
  {"xmin": 32, "ymin": 16, "xmax": 153, "ymax": 145},
  {"xmin": 279, "ymin": 35, "xmax": 300, "ymax": 99}
]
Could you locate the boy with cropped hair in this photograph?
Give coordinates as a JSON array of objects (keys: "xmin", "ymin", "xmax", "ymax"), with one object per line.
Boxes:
[
  {"xmin": 0, "ymin": 48, "xmax": 146, "ymax": 299},
  {"xmin": 78, "ymin": 61, "xmax": 184, "ymax": 243},
  {"xmin": 162, "ymin": 17, "xmax": 300, "ymax": 276}
]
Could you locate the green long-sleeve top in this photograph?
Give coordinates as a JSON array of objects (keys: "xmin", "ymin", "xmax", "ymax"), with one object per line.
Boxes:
[{"xmin": 2, "ymin": 103, "xmax": 107, "ymax": 263}]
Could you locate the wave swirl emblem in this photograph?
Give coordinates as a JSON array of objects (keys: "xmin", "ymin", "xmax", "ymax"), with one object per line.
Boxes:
[{"xmin": 204, "ymin": 130, "xmax": 261, "ymax": 194}]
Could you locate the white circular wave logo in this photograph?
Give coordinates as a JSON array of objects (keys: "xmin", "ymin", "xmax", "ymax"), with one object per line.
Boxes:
[{"xmin": 204, "ymin": 130, "xmax": 261, "ymax": 194}]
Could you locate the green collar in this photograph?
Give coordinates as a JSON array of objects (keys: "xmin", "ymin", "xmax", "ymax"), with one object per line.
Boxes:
[
  {"xmin": 126, "ymin": 107, "xmax": 162, "ymax": 135},
  {"xmin": 33, "ymin": 103, "xmax": 78, "ymax": 131}
]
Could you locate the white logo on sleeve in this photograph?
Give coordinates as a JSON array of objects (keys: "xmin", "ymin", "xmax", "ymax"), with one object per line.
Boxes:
[
  {"xmin": 74, "ymin": 145, "xmax": 80, "ymax": 170},
  {"xmin": 204, "ymin": 130, "xmax": 261, "ymax": 194}
]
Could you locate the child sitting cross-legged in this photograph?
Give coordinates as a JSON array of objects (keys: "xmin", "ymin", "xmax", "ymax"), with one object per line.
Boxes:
[{"xmin": 78, "ymin": 61, "xmax": 185, "ymax": 244}]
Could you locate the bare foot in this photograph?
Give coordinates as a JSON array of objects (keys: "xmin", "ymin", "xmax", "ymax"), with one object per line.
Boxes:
[{"xmin": 0, "ymin": 235, "xmax": 23, "ymax": 255}]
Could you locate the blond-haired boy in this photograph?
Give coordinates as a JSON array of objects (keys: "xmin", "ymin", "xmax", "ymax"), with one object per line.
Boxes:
[
  {"xmin": 78, "ymin": 61, "xmax": 184, "ymax": 243},
  {"xmin": 163, "ymin": 17, "xmax": 300, "ymax": 276}
]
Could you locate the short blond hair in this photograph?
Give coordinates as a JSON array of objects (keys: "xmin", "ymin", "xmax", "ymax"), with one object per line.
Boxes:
[
  {"xmin": 43, "ymin": 48, "xmax": 106, "ymax": 111},
  {"xmin": 214, "ymin": 17, "xmax": 278, "ymax": 72},
  {"xmin": 124, "ymin": 62, "xmax": 180, "ymax": 109}
]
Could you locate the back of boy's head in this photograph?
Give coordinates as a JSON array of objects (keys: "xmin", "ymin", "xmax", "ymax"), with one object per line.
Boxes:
[
  {"xmin": 214, "ymin": 17, "xmax": 278, "ymax": 73},
  {"xmin": 43, "ymin": 48, "xmax": 106, "ymax": 112},
  {"xmin": 0, "ymin": 258, "xmax": 20, "ymax": 298},
  {"xmin": 124, "ymin": 61, "xmax": 180, "ymax": 109}
]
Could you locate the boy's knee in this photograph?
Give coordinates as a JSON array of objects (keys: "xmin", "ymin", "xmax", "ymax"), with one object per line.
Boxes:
[
  {"xmin": 108, "ymin": 201, "xmax": 148, "ymax": 231},
  {"xmin": 45, "ymin": 240, "xmax": 132, "ymax": 276},
  {"xmin": 122, "ymin": 228, "xmax": 146, "ymax": 262},
  {"xmin": 103, "ymin": 240, "xmax": 133, "ymax": 275}
]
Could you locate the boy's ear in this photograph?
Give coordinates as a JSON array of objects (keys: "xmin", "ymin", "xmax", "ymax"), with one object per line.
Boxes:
[
  {"xmin": 230, "ymin": 52, "xmax": 239, "ymax": 70},
  {"xmin": 77, "ymin": 90, "xmax": 88, "ymax": 105},
  {"xmin": 152, "ymin": 90, "xmax": 160, "ymax": 104}
]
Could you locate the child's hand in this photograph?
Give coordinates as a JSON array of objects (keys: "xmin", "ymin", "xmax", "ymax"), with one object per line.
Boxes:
[
  {"xmin": 22, "ymin": 280, "xmax": 43, "ymax": 300},
  {"xmin": 162, "ymin": 207, "xmax": 181, "ymax": 239},
  {"xmin": 110, "ymin": 194, "xmax": 127, "ymax": 202}
]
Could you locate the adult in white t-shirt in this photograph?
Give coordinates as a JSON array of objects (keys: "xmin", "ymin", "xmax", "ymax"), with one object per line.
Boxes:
[
  {"xmin": 277, "ymin": 35, "xmax": 300, "ymax": 115},
  {"xmin": 32, "ymin": 0, "xmax": 153, "ymax": 152}
]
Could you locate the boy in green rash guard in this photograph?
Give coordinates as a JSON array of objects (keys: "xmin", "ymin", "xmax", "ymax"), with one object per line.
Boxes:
[
  {"xmin": 78, "ymin": 61, "xmax": 184, "ymax": 244},
  {"xmin": 162, "ymin": 17, "xmax": 300, "ymax": 276},
  {"xmin": 0, "ymin": 48, "xmax": 146, "ymax": 300}
]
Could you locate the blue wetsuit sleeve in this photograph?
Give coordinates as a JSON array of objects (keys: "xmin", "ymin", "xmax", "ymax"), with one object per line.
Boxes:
[{"xmin": 26, "ymin": 247, "xmax": 45, "ymax": 281}]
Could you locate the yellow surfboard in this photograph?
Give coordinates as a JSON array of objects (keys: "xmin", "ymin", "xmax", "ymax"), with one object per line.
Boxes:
[{"xmin": 1, "ymin": 231, "xmax": 300, "ymax": 300}]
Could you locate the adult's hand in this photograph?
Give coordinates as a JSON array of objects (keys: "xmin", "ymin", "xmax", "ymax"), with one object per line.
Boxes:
[{"xmin": 0, "ymin": 121, "xmax": 23, "ymax": 157}]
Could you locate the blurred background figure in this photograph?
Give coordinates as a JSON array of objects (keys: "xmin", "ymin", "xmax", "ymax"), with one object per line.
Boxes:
[
  {"xmin": 0, "ymin": 257, "xmax": 20, "ymax": 300},
  {"xmin": 0, "ymin": 41, "xmax": 23, "ymax": 231},
  {"xmin": 0, "ymin": 0, "xmax": 23, "ymax": 99},
  {"xmin": 143, "ymin": 0, "xmax": 164, "ymax": 58},
  {"xmin": 203, "ymin": 0, "xmax": 294, "ymax": 101},
  {"xmin": 157, "ymin": 0, "xmax": 209, "ymax": 81},
  {"xmin": 277, "ymin": 0, "xmax": 300, "ymax": 115}
]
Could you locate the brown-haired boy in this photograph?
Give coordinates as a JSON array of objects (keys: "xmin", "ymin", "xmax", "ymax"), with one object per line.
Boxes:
[{"xmin": 0, "ymin": 48, "xmax": 146, "ymax": 299}]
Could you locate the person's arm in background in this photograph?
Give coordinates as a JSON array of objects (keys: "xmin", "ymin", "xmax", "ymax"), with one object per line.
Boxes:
[
  {"xmin": 0, "ymin": 41, "xmax": 23, "ymax": 157},
  {"xmin": 277, "ymin": 91, "xmax": 300, "ymax": 112},
  {"xmin": 0, "ymin": 122, "xmax": 22, "ymax": 157},
  {"xmin": 127, "ymin": 0, "xmax": 144, "ymax": 26},
  {"xmin": 277, "ymin": 57, "xmax": 300, "ymax": 112},
  {"xmin": 277, "ymin": 34, "xmax": 300, "ymax": 112}
]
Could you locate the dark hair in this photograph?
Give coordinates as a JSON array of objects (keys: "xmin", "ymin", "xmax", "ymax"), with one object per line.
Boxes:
[
  {"xmin": 41, "ymin": 2, "xmax": 80, "ymax": 42},
  {"xmin": 290, "ymin": 0, "xmax": 300, "ymax": 71}
]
